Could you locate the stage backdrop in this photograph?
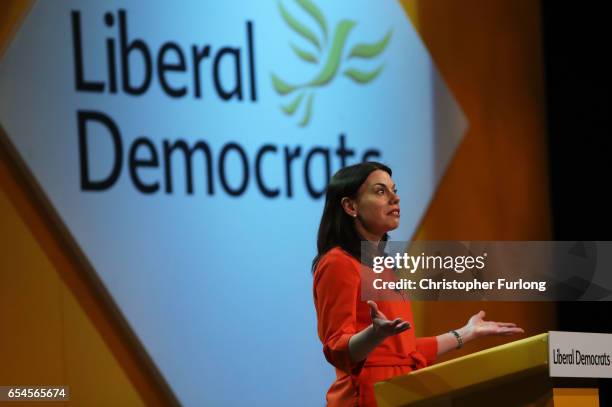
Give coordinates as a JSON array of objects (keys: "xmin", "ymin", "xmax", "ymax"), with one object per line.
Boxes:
[{"xmin": 0, "ymin": 1, "xmax": 465, "ymax": 405}]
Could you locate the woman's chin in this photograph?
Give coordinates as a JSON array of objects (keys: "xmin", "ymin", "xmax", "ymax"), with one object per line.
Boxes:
[{"xmin": 385, "ymin": 221, "xmax": 400, "ymax": 232}]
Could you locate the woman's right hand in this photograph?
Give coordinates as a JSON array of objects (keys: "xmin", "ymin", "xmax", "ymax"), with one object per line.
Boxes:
[
  {"xmin": 348, "ymin": 301, "xmax": 412, "ymax": 363},
  {"xmin": 367, "ymin": 300, "xmax": 411, "ymax": 339}
]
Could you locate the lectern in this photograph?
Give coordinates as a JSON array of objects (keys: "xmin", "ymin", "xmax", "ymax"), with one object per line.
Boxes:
[{"xmin": 374, "ymin": 333, "xmax": 603, "ymax": 407}]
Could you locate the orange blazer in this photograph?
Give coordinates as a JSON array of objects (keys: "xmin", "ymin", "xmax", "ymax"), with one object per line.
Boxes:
[{"xmin": 313, "ymin": 247, "xmax": 437, "ymax": 406}]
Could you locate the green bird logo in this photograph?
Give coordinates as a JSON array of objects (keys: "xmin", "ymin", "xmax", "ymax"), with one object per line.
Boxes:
[{"xmin": 271, "ymin": 0, "xmax": 393, "ymax": 127}]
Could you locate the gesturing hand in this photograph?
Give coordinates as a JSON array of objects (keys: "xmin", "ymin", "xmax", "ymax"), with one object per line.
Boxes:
[
  {"xmin": 367, "ymin": 300, "xmax": 411, "ymax": 340},
  {"xmin": 464, "ymin": 310, "xmax": 524, "ymax": 340}
]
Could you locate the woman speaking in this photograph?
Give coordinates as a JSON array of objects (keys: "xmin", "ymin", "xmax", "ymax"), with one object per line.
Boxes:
[{"xmin": 312, "ymin": 162, "xmax": 524, "ymax": 406}]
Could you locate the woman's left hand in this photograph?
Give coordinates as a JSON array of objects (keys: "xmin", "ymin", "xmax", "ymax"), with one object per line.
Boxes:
[{"xmin": 462, "ymin": 310, "xmax": 525, "ymax": 341}]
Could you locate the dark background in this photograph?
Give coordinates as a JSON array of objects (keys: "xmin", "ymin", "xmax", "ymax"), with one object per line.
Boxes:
[{"xmin": 542, "ymin": 0, "xmax": 612, "ymax": 402}]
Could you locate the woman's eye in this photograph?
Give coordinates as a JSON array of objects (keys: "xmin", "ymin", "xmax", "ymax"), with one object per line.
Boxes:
[{"xmin": 377, "ymin": 189, "xmax": 385, "ymax": 195}]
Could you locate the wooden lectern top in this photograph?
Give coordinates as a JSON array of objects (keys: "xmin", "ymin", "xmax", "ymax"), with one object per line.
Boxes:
[{"xmin": 374, "ymin": 333, "xmax": 550, "ymax": 407}]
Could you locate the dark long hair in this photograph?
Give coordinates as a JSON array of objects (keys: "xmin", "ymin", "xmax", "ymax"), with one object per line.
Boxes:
[{"xmin": 311, "ymin": 161, "xmax": 392, "ymax": 272}]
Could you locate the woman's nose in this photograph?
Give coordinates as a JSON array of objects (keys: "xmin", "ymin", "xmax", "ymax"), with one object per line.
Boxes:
[{"xmin": 391, "ymin": 191, "xmax": 400, "ymax": 204}]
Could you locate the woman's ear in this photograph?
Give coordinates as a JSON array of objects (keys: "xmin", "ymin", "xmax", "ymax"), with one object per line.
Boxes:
[{"xmin": 341, "ymin": 197, "xmax": 358, "ymax": 218}]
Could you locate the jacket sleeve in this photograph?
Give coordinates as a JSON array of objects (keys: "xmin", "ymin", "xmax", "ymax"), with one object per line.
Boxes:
[
  {"xmin": 415, "ymin": 336, "xmax": 438, "ymax": 366},
  {"xmin": 314, "ymin": 252, "xmax": 365, "ymax": 375}
]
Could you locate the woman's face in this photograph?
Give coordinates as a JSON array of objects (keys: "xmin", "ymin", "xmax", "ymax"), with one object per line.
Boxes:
[{"xmin": 344, "ymin": 170, "xmax": 400, "ymax": 239}]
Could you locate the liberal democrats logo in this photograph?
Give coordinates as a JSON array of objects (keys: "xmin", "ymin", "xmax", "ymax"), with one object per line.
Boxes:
[{"xmin": 271, "ymin": 0, "xmax": 392, "ymax": 127}]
